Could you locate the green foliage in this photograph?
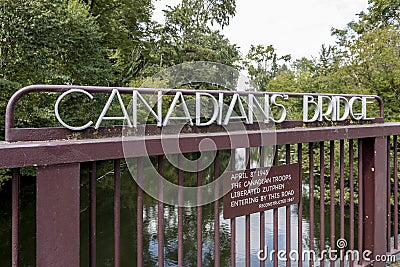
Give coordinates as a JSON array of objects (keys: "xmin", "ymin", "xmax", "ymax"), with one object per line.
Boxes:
[
  {"xmin": 137, "ymin": 0, "xmax": 240, "ymax": 78},
  {"xmin": 243, "ymin": 44, "xmax": 291, "ymax": 90},
  {"xmin": 0, "ymin": 0, "xmax": 113, "ymax": 86},
  {"xmin": 330, "ymin": 0, "xmax": 400, "ymax": 121},
  {"xmin": 84, "ymin": 0, "xmax": 155, "ymax": 84}
]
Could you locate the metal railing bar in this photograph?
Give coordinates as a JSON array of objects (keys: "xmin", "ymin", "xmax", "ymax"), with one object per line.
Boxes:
[
  {"xmin": 330, "ymin": 141, "xmax": 335, "ymax": 267},
  {"xmin": 137, "ymin": 158, "xmax": 144, "ymax": 267},
  {"xmin": 214, "ymin": 151, "xmax": 221, "ymax": 267},
  {"xmin": 230, "ymin": 149, "xmax": 236, "ymax": 267},
  {"xmin": 349, "ymin": 139, "xmax": 355, "ymax": 267},
  {"xmin": 394, "ymin": 135, "xmax": 399, "ymax": 250},
  {"xmin": 387, "ymin": 138, "xmax": 392, "ymax": 252},
  {"xmin": 113, "ymin": 159, "xmax": 121, "ymax": 267},
  {"xmin": 245, "ymin": 148, "xmax": 251, "ymax": 267},
  {"xmin": 178, "ymin": 155, "xmax": 184, "ymax": 267},
  {"xmin": 158, "ymin": 155, "xmax": 165, "ymax": 267},
  {"xmin": 285, "ymin": 144, "xmax": 291, "ymax": 267},
  {"xmin": 309, "ymin": 142, "xmax": 315, "ymax": 267},
  {"xmin": 196, "ymin": 152, "xmax": 203, "ymax": 267},
  {"xmin": 298, "ymin": 143, "xmax": 303, "ymax": 267},
  {"xmin": 11, "ymin": 168, "xmax": 20, "ymax": 267},
  {"xmin": 319, "ymin": 142, "xmax": 325, "ymax": 267},
  {"xmin": 357, "ymin": 139, "xmax": 364, "ymax": 265},
  {"xmin": 259, "ymin": 146, "xmax": 265, "ymax": 267},
  {"xmin": 89, "ymin": 162, "xmax": 97, "ymax": 267},
  {"xmin": 339, "ymin": 140, "xmax": 345, "ymax": 267}
]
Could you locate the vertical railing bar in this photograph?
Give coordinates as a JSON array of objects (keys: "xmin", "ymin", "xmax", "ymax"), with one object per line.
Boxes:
[
  {"xmin": 197, "ymin": 152, "xmax": 203, "ymax": 267},
  {"xmin": 298, "ymin": 143, "xmax": 303, "ymax": 267},
  {"xmin": 214, "ymin": 151, "xmax": 220, "ymax": 267},
  {"xmin": 260, "ymin": 146, "xmax": 265, "ymax": 267},
  {"xmin": 339, "ymin": 140, "xmax": 345, "ymax": 267},
  {"xmin": 273, "ymin": 146, "xmax": 279, "ymax": 267},
  {"xmin": 357, "ymin": 139, "xmax": 363, "ymax": 265},
  {"xmin": 319, "ymin": 142, "xmax": 325, "ymax": 267},
  {"xmin": 387, "ymin": 137, "xmax": 391, "ymax": 252},
  {"xmin": 329, "ymin": 140, "xmax": 335, "ymax": 267},
  {"xmin": 158, "ymin": 155, "xmax": 165, "ymax": 267},
  {"xmin": 273, "ymin": 209, "xmax": 278, "ymax": 267},
  {"xmin": 286, "ymin": 144, "xmax": 291, "ymax": 267},
  {"xmin": 246, "ymin": 148, "xmax": 251, "ymax": 267},
  {"xmin": 11, "ymin": 168, "xmax": 20, "ymax": 267},
  {"xmin": 349, "ymin": 140, "xmax": 354, "ymax": 267},
  {"xmin": 178, "ymin": 155, "xmax": 184, "ymax": 267},
  {"xmin": 137, "ymin": 158, "xmax": 144, "ymax": 267},
  {"xmin": 394, "ymin": 135, "xmax": 398, "ymax": 250},
  {"xmin": 89, "ymin": 162, "xmax": 97, "ymax": 267},
  {"xmin": 230, "ymin": 149, "xmax": 236, "ymax": 267},
  {"xmin": 309, "ymin": 142, "xmax": 315, "ymax": 267},
  {"xmin": 114, "ymin": 159, "xmax": 121, "ymax": 267}
]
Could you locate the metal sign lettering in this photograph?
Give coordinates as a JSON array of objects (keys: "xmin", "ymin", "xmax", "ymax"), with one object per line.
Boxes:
[
  {"xmin": 54, "ymin": 88, "xmax": 377, "ymax": 131},
  {"xmin": 223, "ymin": 163, "xmax": 300, "ymax": 219}
]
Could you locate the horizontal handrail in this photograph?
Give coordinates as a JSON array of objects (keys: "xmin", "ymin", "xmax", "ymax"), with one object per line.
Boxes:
[{"xmin": 1, "ymin": 122, "xmax": 399, "ymax": 169}]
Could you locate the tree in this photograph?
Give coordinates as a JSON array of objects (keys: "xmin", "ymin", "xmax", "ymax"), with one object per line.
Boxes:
[
  {"xmin": 243, "ymin": 44, "xmax": 291, "ymax": 90},
  {"xmin": 330, "ymin": 0, "xmax": 400, "ymax": 121},
  {"xmin": 82, "ymin": 0, "xmax": 156, "ymax": 85},
  {"xmin": 140, "ymin": 0, "xmax": 240, "ymax": 74},
  {"xmin": 0, "ymin": 0, "xmax": 113, "ymax": 86},
  {"xmin": 0, "ymin": 0, "xmax": 115, "ymax": 132}
]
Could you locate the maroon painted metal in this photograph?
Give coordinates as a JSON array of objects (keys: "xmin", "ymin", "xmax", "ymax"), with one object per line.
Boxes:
[
  {"xmin": 273, "ymin": 209, "xmax": 278, "ymax": 267},
  {"xmin": 178, "ymin": 155, "xmax": 184, "ymax": 267},
  {"xmin": 245, "ymin": 148, "xmax": 251, "ymax": 267},
  {"xmin": 5, "ymin": 118, "xmax": 385, "ymax": 142},
  {"xmin": 3, "ymin": 85, "xmax": 400, "ymax": 267},
  {"xmin": 329, "ymin": 141, "xmax": 335, "ymax": 267},
  {"xmin": 158, "ymin": 156, "xmax": 165, "ymax": 267},
  {"xmin": 5, "ymin": 123, "xmax": 400, "ymax": 170},
  {"xmin": 11, "ymin": 168, "xmax": 20, "ymax": 267},
  {"xmin": 394, "ymin": 136, "xmax": 399, "ymax": 250},
  {"xmin": 196, "ymin": 153, "xmax": 202, "ymax": 267},
  {"xmin": 259, "ymin": 146, "xmax": 265, "ymax": 267},
  {"xmin": 273, "ymin": 148, "xmax": 279, "ymax": 267},
  {"xmin": 297, "ymin": 143, "xmax": 303, "ymax": 267},
  {"xmin": 285, "ymin": 144, "xmax": 291, "ymax": 267},
  {"xmin": 358, "ymin": 139, "xmax": 364, "ymax": 265},
  {"xmin": 230, "ymin": 149, "xmax": 236, "ymax": 267},
  {"xmin": 339, "ymin": 140, "xmax": 345, "ymax": 267},
  {"xmin": 387, "ymin": 138, "xmax": 391, "ymax": 252},
  {"xmin": 230, "ymin": 217, "xmax": 236, "ymax": 267},
  {"xmin": 114, "ymin": 159, "xmax": 121, "ymax": 267},
  {"xmin": 36, "ymin": 163, "xmax": 80, "ymax": 267},
  {"xmin": 308, "ymin": 142, "xmax": 315, "ymax": 267},
  {"xmin": 361, "ymin": 137, "xmax": 387, "ymax": 267},
  {"xmin": 214, "ymin": 151, "xmax": 221, "ymax": 267},
  {"xmin": 349, "ymin": 140, "xmax": 354, "ymax": 267},
  {"xmin": 89, "ymin": 162, "xmax": 97, "ymax": 267},
  {"xmin": 137, "ymin": 158, "xmax": 144, "ymax": 267},
  {"xmin": 319, "ymin": 142, "xmax": 325, "ymax": 267}
]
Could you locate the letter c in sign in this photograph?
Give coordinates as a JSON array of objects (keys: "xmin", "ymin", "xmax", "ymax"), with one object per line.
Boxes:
[{"xmin": 55, "ymin": 89, "xmax": 94, "ymax": 131}]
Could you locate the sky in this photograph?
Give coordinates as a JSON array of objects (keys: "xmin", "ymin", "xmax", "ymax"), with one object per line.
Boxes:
[{"xmin": 153, "ymin": 0, "xmax": 369, "ymax": 60}]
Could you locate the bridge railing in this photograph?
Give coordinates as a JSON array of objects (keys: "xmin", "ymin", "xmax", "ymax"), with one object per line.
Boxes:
[
  {"xmin": 1, "ymin": 123, "xmax": 400, "ymax": 267},
  {"xmin": 1, "ymin": 85, "xmax": 398, "ymax": 266}
]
